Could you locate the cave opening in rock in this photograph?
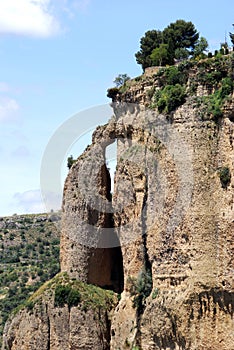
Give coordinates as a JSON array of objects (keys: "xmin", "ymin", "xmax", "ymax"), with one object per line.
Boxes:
[{"xmin": 87, "ymin": 140, "xmax": 124, "ymax": 294}]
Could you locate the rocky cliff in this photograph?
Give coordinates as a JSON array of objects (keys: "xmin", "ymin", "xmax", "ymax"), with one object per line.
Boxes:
[{"xmin": 2, "ymin": 55, "xmax": 234, "ymax": 349}]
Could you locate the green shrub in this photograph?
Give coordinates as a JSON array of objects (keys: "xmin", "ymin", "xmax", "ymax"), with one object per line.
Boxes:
[
  {"xmin": 197, "ymin": 70, "xmax": 223, "ymax": 86},
  {"xmin": 204, "ymin": 77, "xmax": 233, "ymax": 120},
  {"xmin": 67, "ymin": 155, "xmax": 76, "ymax": 170},
  {"xmin": 219, "ymin": 167, "xmax": 231, "ymax": 188},
  {"xmin": 152, "ymin": 288, "xmax": 159, "ymax": 299},
  {"xmin": 54, "ymin": 284, "xmax": 80, "ymax": 309},
  {"xmin": 155, "ymin": 84, "xmax": 186, "ymax": 113},
  {"xmin": 219, "ymin": 77, "xmax": 233, "ymax": 99},
  {"xmin": 129, "ymin": 268, "xmax": 152, "ymax": 313},
  {"xmin": 164, "ymin": 66, "xmax": 188, "ymax": 86},
  {"xmin": 107, "ymin": 87, "xmax": 120, "ymax": 99},
  {"xmin": 206, "ymin": 92, "xmax": 223, "ymax": 119}
]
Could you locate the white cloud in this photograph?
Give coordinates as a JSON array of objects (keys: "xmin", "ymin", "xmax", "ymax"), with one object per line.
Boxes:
[
  {"xmin": 0, "ymin": 0, "xmax": 60, "ymax": 38},
  {"xmin": 13, "ymin": 189, "xmax": 46, "ymax": 213},
  {"xmin": 0, "ymin": 97, "xmax": 20, "ymax": 122},
  {"xmin": 13, "ymin": 189, "xmax": 61, "ymax": 214}
]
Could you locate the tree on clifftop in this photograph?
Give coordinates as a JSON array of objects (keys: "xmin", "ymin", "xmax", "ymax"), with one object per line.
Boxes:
[
  {"xmin": 135, "ymin": 19, "xmax": 201, "ymax": 70},
  {"xmin": 150, "ymin": 43, "xmax": 173, "ymax": 66},
  {"xmin": 135, "ymin": 30, "xmax": 162, "ymax": 70},
  {"xmin": 163, "ymin": 19, "xmax": 199, "ymax": 55},
  {"xmin": 230, "ymin": 25, "xmax": 234, "ymax": 47},
  {"xmin": 114, "ymin": 74, "xmax": 130, "ymax": 87}
]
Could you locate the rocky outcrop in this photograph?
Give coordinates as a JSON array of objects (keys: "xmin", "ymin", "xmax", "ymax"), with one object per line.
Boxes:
[
  {"xmin": 2, "ymin": 56, "xmax": 234, "ymax": 349},
  {"xmin": 2, "ymin": 273, "xmax": 117, "ymax": 350}
]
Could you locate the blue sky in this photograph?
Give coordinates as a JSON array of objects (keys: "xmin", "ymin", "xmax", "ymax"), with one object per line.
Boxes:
[{"xmin": 0, "ymin": 0, "xmax": 234, "ymax": 216}]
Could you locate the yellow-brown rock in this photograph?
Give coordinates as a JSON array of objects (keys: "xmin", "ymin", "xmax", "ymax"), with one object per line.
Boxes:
[{"xmin": 2, "ymin": 55, "xmax": 234, "ymax": 350}]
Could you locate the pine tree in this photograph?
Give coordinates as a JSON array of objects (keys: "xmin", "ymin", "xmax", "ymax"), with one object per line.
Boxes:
[
  {"xmin": 230, "ymin": 32, "xmax": 234, "ymax": 46},
  {"xmin": 230, "ymin": 24, "xmax": 234, "ymax": 46}
]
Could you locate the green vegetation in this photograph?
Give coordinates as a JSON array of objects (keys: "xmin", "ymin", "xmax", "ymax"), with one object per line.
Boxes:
[
  {"xmin": 164, "ymin": 65, "xmax": 188, "ymax": 85},
  {"xmin": 154, "ymin": 84, "xmax": 186, "ymax": 113},
  {"xmin": 149, "ymin": 54, "xmax": 233, "ymax": 116},
  {"xmin": 150, "ymin": 43, "xmax": 172, "ymax": 66},
  {"xmin": 67, "ymin": 155, "xmax": 76, "ymax": 169},
  {"xmin": 128, "ymin": 268, "xmax": 152, "ymax": 314},
  {"xmin": 135, "ymin": 29, "xmax": 163, "ymax": 70},
  {"xmin": 219, "ymin": 166, "xmax": 231, "ymax": 188},
  {"xmin": 54, "ymin": 284, "xmax": 80, "ymax": 309},
  {"xmin": 108, "ymin": 52, "xmax": 234, "ymax": 120},
  {"xmin": 135, "ymin": 19, "xmax": 202, "ymax": 70},
  {"xmin": 107, "ymin": 87, "xmax": 120, "ymax": 99},
  {"xmin": 197, "ymin": 75, "xmax": 233, "ymax": 120},
  {"xmin": 22, "ymin": 272, "xmax": 117, "ymax": 314},
  {"xmin": 107, "ymin": 74, "xmax": 131, "ymax": 100},
  {"xmin": 152, "ymin": 288, "xmax": 159, "ymax": 299},
  {"xmin": 114, "ymin": 74, "xmax": 130, "ymax": 87},
  {"xmin": 0, "ymin": 213, "xmax": 60, "ymax": 347},
  {"xmin": 193, "ymin": 37, "xmax": 209, "ymax": 59},
  {"xmin": 230, "ymin": 24, "xmax": 234, "ymax": 47}
]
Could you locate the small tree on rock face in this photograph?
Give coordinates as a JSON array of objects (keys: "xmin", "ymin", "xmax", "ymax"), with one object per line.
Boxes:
[
  {"xmin": 67, "ymin": 155, "xmax": 75, "ymax": 169},
  {"xmin": 113, "ymin": 74, "xmax": 130, "ymax": 87}
]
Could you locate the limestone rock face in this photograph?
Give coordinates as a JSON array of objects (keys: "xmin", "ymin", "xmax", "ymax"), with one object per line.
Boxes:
[{"xmin": 2, "ymin": 59, "xmax": 234, "ymax": 349}]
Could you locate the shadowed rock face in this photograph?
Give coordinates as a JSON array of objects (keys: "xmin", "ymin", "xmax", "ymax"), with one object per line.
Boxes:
[{"xmin": 2, "ymin": 61, "xmax": 234, "ymax": 350}]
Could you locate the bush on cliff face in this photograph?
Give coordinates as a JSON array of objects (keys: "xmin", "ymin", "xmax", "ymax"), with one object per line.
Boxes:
[
  {"xmin": 154, "ymin": 84, "xmax": 186, "ymax": 113},
  {"xmin": 67, "ymin": 155, "xmax": 76, "ymax": 169},
  {"xmin": 128, "ymin": 268, "xmax": 152, "ymax": 314},
  {"xmin": 164, "ymin": 65, "xmax": 188, "ymax": 86},
  {"xmin": 107, "ymin": 87, "xmax": 120, "ymax": 100},
  {"xmin": 201, "ymin": 77, "xmax": 233, "ymax": 120},
  {"xmin": 219, "ymin": 166, "xmax": 231, "ymax": 188}
]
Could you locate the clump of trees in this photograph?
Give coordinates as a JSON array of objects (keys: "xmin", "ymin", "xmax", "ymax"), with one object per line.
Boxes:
[{"xmin": 135, "ymin": 19, "xmax": 208, "ymax": 70}]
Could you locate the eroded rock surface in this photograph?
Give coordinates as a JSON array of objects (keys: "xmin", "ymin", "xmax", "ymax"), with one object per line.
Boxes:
[{"xmin": 2, "ymin": 58, "xmax": 234, "ymax": 350}]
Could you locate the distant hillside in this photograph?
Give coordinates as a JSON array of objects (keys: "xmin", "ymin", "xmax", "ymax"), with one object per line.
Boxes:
[{"xmin": 0, "ymin": 213, "xmax": 61, "ymax": 347}]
